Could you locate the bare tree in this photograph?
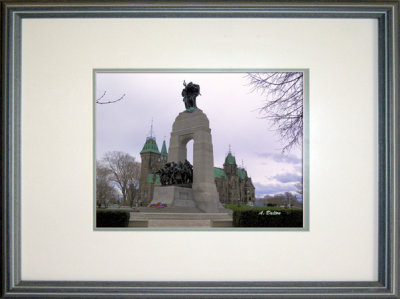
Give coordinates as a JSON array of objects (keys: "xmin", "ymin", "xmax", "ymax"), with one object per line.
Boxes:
[
  {"xmin": 262, "ymin": 192, "xmax": 298, "ymax": 207},
  {"xmin": 246, "ymin": 72, "xmax": 303, "ymax": 152},
  {"xmin": 263, "ymin": 193, "xmax": 285, "ymax": 207},
  {"xmin": 102, "ymin": 151, "xmax": 141, "ymax": 205},
  {"xmin": 128, "ymin": 182, "xmax": 139, "ymax": 207},
  {"xmin": 295, "ymin": 181, "xmax": 303, "ymax": 197},
  {"xmin": 284, "ymin": 191, "xmax": 297, "ymax": 208},
  {"xmin": 96, "ymin": 91, "xmax": 126, "ymax": 105},
  {"xmin": 96, "ymin": 160, "xmax": 117, "ymax": 208}
]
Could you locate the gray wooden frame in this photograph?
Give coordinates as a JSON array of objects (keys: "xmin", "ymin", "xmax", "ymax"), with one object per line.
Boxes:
[{"xmin": 1, "ymin": 1, "xmax": 399, "ymax": 298}]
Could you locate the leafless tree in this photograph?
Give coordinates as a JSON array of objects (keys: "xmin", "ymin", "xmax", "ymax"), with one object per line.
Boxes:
[
  {"xmin": 246, "ymin": 72, "xmax": 303, "ymax": 152},
  {"xmin": 96, "ymin": 91, "xmax": 126, "ymax": 105},
  {"xmin": 128, "ymin": 182, "xmax": 139, "ymax": 207},
  {"xmin": 295, "ymin": 181, "xmax": 303, "ymax": 197},
  {"xmin": 96, "ymin": 160, "xmax": 117, "ymax": 208},
  {"xmin": 102, "ymin": 151, "xmax": 141, "ymax": 205},
  {"xmin": 262, "ymin": 192, "xmax": 298, "ymax": 207},
  {"xmin": 284, "ymin": 191, "xmax": 297, "ymax": 208}
]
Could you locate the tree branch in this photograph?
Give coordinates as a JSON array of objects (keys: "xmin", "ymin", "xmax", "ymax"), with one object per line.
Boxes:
[
  {"xmin": 96, "ymin": 91, "xmax": 126, "ymax": 105},
  {"xmin": 246, "ymin": 72, "xmax": 304, "ymax": 152}
]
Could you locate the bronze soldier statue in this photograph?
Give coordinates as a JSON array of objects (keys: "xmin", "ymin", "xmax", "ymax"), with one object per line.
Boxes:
[
  {"xmin": 182, "ymin": 80, "xmax": 201, "ymax": 112},
  {"xmin": 156, "ymin": 160, "xmax": 194, "ymax": 186}
]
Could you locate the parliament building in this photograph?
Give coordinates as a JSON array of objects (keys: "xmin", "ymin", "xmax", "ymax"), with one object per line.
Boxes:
[{"xmin": 138, "ymin": 135, "xmax": 256, "ymax": 206}]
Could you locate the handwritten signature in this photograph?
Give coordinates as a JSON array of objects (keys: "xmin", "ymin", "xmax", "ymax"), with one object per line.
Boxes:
[{"xmin": 258, "ymin": 210, "xmax": 281, "ymax": 216}]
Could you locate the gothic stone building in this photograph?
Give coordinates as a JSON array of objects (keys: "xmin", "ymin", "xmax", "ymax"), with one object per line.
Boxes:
[
  {"xmin": 138, "ymin": 137, "xmax": 255, "ymax": 205},
  {"xmin": 214, "ymin": 152, "xmax": 256, "ymax": 204}
]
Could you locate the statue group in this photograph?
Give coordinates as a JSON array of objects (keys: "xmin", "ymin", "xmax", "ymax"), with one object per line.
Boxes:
[{"xmin": 156, "ymin": 160, "xmax": 193, "ymax": 186}]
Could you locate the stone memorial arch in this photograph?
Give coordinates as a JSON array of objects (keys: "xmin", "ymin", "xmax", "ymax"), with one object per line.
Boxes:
[
  {"xmin": 167, "ymin": 108, "xmax": 223, "ymax": 213},
  {"xmin": 135, "ymin": 81, "xmax": 232, "ymax": 227}
]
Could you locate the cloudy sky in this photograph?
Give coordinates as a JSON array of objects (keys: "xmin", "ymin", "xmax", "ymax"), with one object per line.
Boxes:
[{"xmin": 95, "ymin": 72, "xmax": 302, "ymax": 198}]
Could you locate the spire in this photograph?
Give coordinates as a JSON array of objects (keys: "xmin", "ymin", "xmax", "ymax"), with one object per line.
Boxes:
[
  {"xmin": 161, "ymin": 139, "xmax": 168, "ymax": 156},
  {"xmin": 147, "ymin": 118, "xmax": 155, "ymax": 141},
  {"xmin": 150, "ymin": 118, "xmax": 154, "ymax": 138}
]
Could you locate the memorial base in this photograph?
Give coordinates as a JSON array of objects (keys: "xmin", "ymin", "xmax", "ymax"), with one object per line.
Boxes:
[
  {"xmin": 149, "ymin": 186, "xmax": 197, "ymax": 208},
  {"xmin": 137, "ymin": 186, "xmax": 232, "ymax": 228},
  {"xmin": 129, "ymin": 211, "xmax": 233, "ymax": 228}
]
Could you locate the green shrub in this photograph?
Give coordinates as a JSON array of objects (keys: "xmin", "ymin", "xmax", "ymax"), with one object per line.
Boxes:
[
  {"xmin": 224, "ymin": 204, "xmax": 262, "ymax": 212},
  {"xmin": 96, "ymin": 209, "xmax": 130, "ymax": 227},
  {"xmin": 232, "ymin": 209, "xmax": 303, "ymax": 228}
]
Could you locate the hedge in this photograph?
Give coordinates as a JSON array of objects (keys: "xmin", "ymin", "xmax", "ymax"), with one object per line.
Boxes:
[
  {"xmin": 96, "ymin": 209, "xmax": 130, "ymax": 227},
  {"xmin": 232, "ymin": 209, "xmax": 303, "ymax": 227}
]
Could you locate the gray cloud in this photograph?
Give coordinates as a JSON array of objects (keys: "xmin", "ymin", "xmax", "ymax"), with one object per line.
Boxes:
[
  {"xmin": 253, "ymin": 182, "xmax": 296, "ymax": 197},
  {"xmin": 294, "ymin": 164, "xmax": 303, "ymax": 173},
  {"xmin": 257, "ymin": 152, "xmax": 302, "ymax": 164},
  {"xmin": 272, "ymin": 172, "xmax": 302, "ymax": 183}
]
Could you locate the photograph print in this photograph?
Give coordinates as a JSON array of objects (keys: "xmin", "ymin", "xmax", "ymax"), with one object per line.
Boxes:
[{"xmin": 95, "ymin": 71, "xmax": 306, "ymax": 229}]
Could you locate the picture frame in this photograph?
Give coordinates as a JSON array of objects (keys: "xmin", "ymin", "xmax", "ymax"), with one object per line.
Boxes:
[{"xmin": 2, "ymin": 1, "xmax": 399, "ymax": 298}]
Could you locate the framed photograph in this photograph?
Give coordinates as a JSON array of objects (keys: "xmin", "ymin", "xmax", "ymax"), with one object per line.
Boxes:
[
  {"xmin": 2, "ymin": 1, "xmax": 399, "ymax": 298},
  {"xmin": 94, "ymin": 70, "xmax": 308, "ymax": 230}
]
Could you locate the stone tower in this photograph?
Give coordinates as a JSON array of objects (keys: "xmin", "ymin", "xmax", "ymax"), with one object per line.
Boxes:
[
  {"xmin": 224, "ymin": 151, "xmax": 239, "ymax": 203},
  {"xmin": 139, "ymin": 137, "xmax": 167, "ymax": 205},
  {"xmin": 223, "ymin": 151, "xmax": 237, "ymax": 176},
  {"xmin": 214, "ymin": 150, "xmax": 255, "ymax": 204}
]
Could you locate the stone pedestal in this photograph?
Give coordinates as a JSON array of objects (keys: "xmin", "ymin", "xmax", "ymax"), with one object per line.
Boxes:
[
  {"xmin": 150, "ymin": 186, "xmax": 196, "ymax": 208},
  {"xmin": 129, "ymin": 211, "xmax": 233, "ymax": 228},
  {"xmin": 167, "ymin": 109, "xmax": 225, "ymax": 213}
]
